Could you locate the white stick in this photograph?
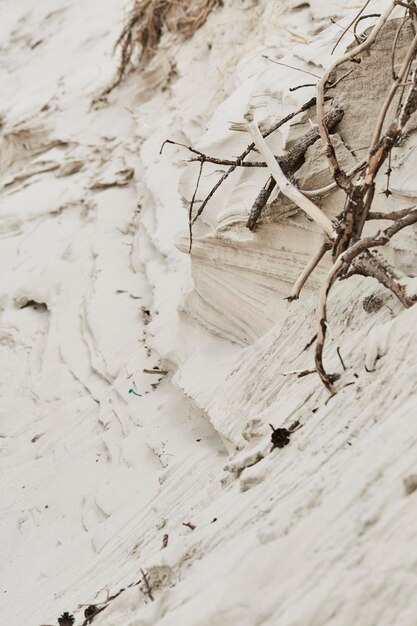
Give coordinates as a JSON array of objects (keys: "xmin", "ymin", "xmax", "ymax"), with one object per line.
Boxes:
[
  {"xmin": 244, "ymin": 118, "xmax": 335, "ymax": 237},
  {"xmin": 288, "ymin": 239, "xmax": 331, "ymax": 300}
]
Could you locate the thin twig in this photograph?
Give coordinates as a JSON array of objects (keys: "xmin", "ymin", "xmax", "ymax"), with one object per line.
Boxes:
[
  {"xmin": 188, "ymin": 159, "xmax": 204, "ymax": 252},
  {"xmin": 331, "ymin": 0, "xmax": 372, "ymax": 54},
  {"xmin": 262, "ymin": 55, "xmax": 321, "ymax": 78},
  {"xmin": 301, "ymin": 158, "xmax": 367, "ymax": 198},
  {"xmin": 336, "ymin": 347, "xmax": 346, "ymax": 370},
  {"xmin": 368, "ymin": 207, "xmax": 415, "ymax": 219},
  {"xmin": 289, "ymin": 82, "xmax": 316, "ymax": 92},
  {"xmin": 353, "ymin": 14, "xmax": 382, "ymax": 43},
  {"xmin": 394, "ymin": 0, "xmax": 417, "ymax": 12},
  {"xmin": 140, "ymin": 569, "xmax": 154, "ymax": 602},
  {"xmin": 391, "ymin": 12, "xmax": 410, "ymax": 79},
  {"xmin": 326, "ymin": 68, "xmax": 354, "ymax": 90}
]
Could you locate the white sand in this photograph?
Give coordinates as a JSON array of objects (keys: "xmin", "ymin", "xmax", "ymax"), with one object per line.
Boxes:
[{"xmin": 1, "ymin": 1, "xmax": 417, "ymax": 625}]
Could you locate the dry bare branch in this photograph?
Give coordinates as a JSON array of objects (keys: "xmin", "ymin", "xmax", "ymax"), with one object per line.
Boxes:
[
  {"xmin": 317, "ymin": 2, "xmax": 397, "ymax": 186},
  {"xmin": 286, "ymin": 239, "xmax": 332, "ymax": 301},
  {"xmin": 316, "ymin": 208, "xmax": 417, "ymax": 393},
  {"xmin": 244, "ymin": 115, "xmax": 335, "ymax": 237},
  {"xmin": 331, "ymin": 0, "xmax": 372, "ymax": 54},
  {"xmin": 349, "ymin": 252, "xmax": 416, "ymax": 307},
  {"xmin": 190, "ymin": 97, "xmax": 319, "ymax": 228}
]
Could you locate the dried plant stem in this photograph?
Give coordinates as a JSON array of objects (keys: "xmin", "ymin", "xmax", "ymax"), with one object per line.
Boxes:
[
  {"xmin": 331, "ymin": 0, "xmax": 372, "ymax": 54},
  {"xmin": 188, "ymin": 159, "xmax": 204, "ymax": 252},
  {"xmin": 140, "ymin": 569, "xmax": 154, "ymax": 602}
]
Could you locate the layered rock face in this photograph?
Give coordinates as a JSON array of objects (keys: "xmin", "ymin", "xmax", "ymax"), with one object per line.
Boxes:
[{"xmin": 1, "ymin": 2, "xmax": 417, "ymax": 626}]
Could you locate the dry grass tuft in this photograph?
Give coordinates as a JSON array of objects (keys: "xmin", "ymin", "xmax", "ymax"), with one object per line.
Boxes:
[{"xmin": 112, "ymin": 0, "xmax": 222, "ymax": 89}]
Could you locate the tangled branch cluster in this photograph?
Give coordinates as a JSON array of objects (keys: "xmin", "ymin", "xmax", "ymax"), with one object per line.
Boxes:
[{"xmin": 164, "ymin": 0, "xmax": 417, "ymax": 394}]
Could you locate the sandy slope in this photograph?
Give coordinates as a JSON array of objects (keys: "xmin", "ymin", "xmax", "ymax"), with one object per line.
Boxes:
[{"xmin": 1, "ymin": 1, "xmax": 417, "ymax": 625}]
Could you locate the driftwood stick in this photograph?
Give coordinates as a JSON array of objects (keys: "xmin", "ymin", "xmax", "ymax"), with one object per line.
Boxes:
[
  {"xmin": 190, "ymin": 97, "xmax": 319, "ymax": 226},
  {"xmin": 349, "ymin": 252, "xmax": 416, "ymax": 307},
  {"xmin": 246, "ymin": 106, "xmax": 344, "ymax": 230},
  {"xmin": 286, "ymin": 239, "xmax": 332, "ymax": 301},
  {"xmin": 368, "ymin": 207, "xmax": 415, "ymax": 220},
  {"xmin": 246, "ymin": 176, "xmax": 276, "ymax": 230},
  {"xmin": 244, "ymin": 116, "xmax": 335, "ymax": 237}
]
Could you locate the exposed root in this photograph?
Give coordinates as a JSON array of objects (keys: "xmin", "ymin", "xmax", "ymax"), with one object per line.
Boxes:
[
  {"xmin": 316, "ymin": 208, "xmax": 417, "ymax": 392},
  {"xmin": 159, "ymin": 5, "xmax": 417, "ymax": 397},
  {"xmin": 105, "ymin": 0, "xmax": 223, "ymax": 95}
]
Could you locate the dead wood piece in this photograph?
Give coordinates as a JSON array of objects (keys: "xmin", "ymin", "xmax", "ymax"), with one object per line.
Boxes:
[
  {"xmin": 315, "ymin": 208, "xmax": 417, "ymax": 393},
  {"xmin": 245, "ymin": 116, "xmax": 335, "ymax": 236},
  {"xmin": 368, "ymin": 207, "xmax": 415, "ymax": 220},
  {"xmin": 349, "ymin": 252, "xmax": 417, "ymax": 308},
  {"xmin": 336, "ymin": 347, "xmax": 346, "ymax": 370},
  {"xmin": 190, "ymin": 97, "xmax": 319, "ymax": 230},
  {"xmin": 246, "ymin": 106, "xmax": 344, "ymax": 231},
  {"xmin": 246, "ymin": 176, "xmax": 275, "ymax": 231}
]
